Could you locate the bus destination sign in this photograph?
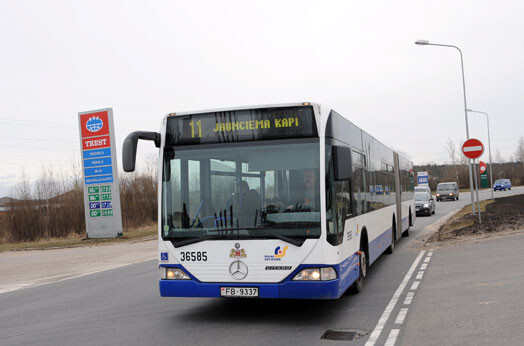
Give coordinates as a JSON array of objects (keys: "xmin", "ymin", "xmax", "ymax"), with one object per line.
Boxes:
[
  {"xmin": 78, "ymin": 108, "xmax": 123, "ymax": 238},
  {"xmin": 166, "ymin": 106, "xmax": 317, "ymax": 145}
]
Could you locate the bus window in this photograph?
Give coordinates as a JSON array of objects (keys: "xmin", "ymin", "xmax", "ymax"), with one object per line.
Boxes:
[{"xmin": 161, "ymin": 140, "xmax": 321, "ymax": 245}]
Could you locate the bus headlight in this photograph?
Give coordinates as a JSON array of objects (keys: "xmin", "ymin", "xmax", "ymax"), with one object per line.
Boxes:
[
  {"xmin": 160, "ymin": 267, "xmax": 191, "ymax": 280},
  {"xmin": 293, "ymin": 267, "xmax": 337, "ymax": 281}
]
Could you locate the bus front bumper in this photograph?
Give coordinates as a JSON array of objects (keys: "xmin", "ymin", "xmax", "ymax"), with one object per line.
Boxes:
[{"xmin": 159, "ymin": 258, "xmax": 360, "ymax": 300}]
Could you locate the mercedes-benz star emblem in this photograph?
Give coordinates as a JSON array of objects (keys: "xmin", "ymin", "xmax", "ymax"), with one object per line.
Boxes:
[{"xmin": 229, "ymin": 260, "xmax": 248, "ymax": 280}]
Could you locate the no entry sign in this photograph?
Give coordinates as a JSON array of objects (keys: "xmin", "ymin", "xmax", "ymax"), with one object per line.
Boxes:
[{"xmin": 462, "ymin": 138, "xmax": 484, "ymax": 159}]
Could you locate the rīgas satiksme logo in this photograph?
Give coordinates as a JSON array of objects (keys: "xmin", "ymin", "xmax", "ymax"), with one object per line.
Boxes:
[{"xmin": 264, "ymin": 246, "xmax": 288, "ymax": 261}]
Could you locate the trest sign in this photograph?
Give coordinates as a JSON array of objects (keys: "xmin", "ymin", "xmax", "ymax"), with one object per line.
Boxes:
[{"xmin": 78, "ymin": 108, "xmax": 122, "ymax": 238}]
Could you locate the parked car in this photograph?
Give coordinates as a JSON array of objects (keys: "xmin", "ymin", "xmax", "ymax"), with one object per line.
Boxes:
[
  {"xmin": 436, "ymin": 182, "xmax": 459, "ymax": 201},
  {"xmin": 415, "ymin": 193, "xmax": 435, "ymax": 216},
  {"xmin": 493, "ymin": 179, "xmax": 512, "ymax": 191}
]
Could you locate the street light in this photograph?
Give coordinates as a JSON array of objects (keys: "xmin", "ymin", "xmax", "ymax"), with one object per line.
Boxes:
[
  {"xmin": 415, "ymin": 39, "xmax": 479, "ymax": 218},
  {"xmin": 467, "ymin": 109, "xmax": 494, "ymax": 200}
]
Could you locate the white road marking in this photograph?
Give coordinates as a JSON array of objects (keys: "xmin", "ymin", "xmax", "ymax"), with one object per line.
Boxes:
[
  {"xmin": 427, "ymin": 251, "xmax": 433, "ymax": 257},
  {"xmin": 403, "ymin": 292, "xmax": 415, "ymax": 305},
  {"xmin": 385, "ymin": 329, "xmax": 400, "ymax": 346},
  {"xmin": 395, "ymin": 308, "xmax": 409, "ymax": 324},
  {"xmin": 410, "ymin": 281, "xmax": 420, "ymax": 290},
  {"xmin": 423, "ymin": 256, "xmax": 431, "ymax": 263},
  {"xmin": 365, "ymin": 250, "xmax": 425, "ymax": 346},
  {"xmin": 416, "ymin": 271, "xmax": 424, "ymax": 280},
  {"xmin": 420, "ymin": 263, "xmax": 428, "ymax": 270},
  {"xmin": 0, "ymin": 256, "xmax": 156, "ymax": 295}
]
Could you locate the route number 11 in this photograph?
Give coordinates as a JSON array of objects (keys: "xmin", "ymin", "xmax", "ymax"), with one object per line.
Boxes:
[{"xmin": 189, "ymin": 120, "xmax": 202, "ymax": 138}]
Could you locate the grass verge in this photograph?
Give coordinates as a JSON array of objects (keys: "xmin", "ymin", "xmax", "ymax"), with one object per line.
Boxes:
[
  {"xmin": 435, "ymin": 199, "xmax": 494, "ymax": 241},
  {"xmin": 0, "ymin": 224, "xmax": 157, "ymax": 253}
]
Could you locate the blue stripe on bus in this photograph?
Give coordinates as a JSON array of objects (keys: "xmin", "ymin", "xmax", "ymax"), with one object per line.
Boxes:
[
  {"xmin": 159, "ymin": 215, "xmax": 410, "ymax": 299},
  {"xmin": 368, "ymin": 215, "xmax": 410, "ymax": 265},
  {"xmin": 159, "ymin": 253, "xmax": 361, "ymax": 300}
]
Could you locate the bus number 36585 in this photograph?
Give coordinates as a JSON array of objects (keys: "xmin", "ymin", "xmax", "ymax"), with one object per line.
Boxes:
[{"xmin": 180, "ymin": 251, "xmax": 208, "ymax": 262}]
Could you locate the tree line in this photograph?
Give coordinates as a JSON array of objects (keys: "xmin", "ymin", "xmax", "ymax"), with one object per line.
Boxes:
[
  {"xmin": 0, "ymin": 160, "xmax": 157, "ymax": 244},
  {"xmin": 414, "ymin": 137, "xmax": 524, "ymax": 191}
]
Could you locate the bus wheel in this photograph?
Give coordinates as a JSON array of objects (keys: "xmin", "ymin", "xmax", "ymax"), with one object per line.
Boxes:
[
  {"xmin": 352, "ymin": 250, "xmax": 367, "ymax": 293},
  {"xmin": 402, "ymin": 213, "xmax": 411, "ymax": 237},
  {"xmin": 386, "ymin": 227, "xmax": 395, "ymax": 254}
]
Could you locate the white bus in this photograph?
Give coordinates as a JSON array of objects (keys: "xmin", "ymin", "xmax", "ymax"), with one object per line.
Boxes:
[{"xmin": 123, "ymin": 103, "xmax": 415, "ymax": 299}]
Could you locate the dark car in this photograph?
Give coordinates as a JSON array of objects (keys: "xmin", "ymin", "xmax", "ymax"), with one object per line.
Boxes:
[
  {"xmin": 415, "ymin": 193, "xmax": 435, "ymax": 216},
  {"xmin": 436, "ymin": 182, "xmax": 459, "ymax": 201},
  {"xmin": 493, "ymin": 179, "xmax": 512, "ymax": 191}
]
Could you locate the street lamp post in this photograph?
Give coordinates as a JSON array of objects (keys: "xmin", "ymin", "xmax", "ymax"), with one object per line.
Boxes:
[
  {"xmin": 415, "ymin": 39, "xmax": 477, "ymax": 217},
  {"xmin": 467, "ymin": 109, "xmax": 494, "ymax": 200}
]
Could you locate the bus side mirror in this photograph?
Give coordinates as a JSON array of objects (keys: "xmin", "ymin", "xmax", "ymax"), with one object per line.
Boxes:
[
  {"xmin": 123, "ymin": 131, "xmax": 161, "ymax": 172},
  {"xmin": 333, "ymin": 145, "xmax": 352, "ymax": 181}
]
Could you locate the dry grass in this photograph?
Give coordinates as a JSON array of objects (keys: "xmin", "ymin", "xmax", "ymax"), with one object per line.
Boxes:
[
  {"xmin": 436, "ymin": 199, "xmax": 494, "ymax": 241},
  {"xmin": 0, "ymin": 224, "xmax": 156, "ymax": 253}
]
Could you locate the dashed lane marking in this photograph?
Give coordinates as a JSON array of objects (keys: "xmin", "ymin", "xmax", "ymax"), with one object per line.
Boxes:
[
  {"xmin": 385, "ymin": 329, "xmax": 400, "ymax": 346},
  {"xmin": 395, "ymin": 308, "xmax": 409, "ymax": 324},
  {"xmin": 364, "ymin": 250, "xmax": 425, "ymax": 346},
  {"xmin": 410, "ymin": 281, "xmax": 420, "ymax": 290},
  {"xmin": 420, "ymin": 263, "xmax": 428, "ymax": 270},
  {"xmin": 423, "ymin": 256, "xmax": 431, "ymax": 263},
  {"xmin": 416, "ymin": 270, "xmax": 424, "ymax": 280},
  {"xmin": 403, "ymin": 292, "xmax": 414, "ymax": 305}
]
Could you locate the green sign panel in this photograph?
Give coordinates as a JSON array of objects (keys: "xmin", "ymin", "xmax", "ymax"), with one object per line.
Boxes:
[
  {"xmin": 100, "ymin": 186, "xmax": 111, "ymax": 193},
  {"xmin": 88, "ymin": 186, "xmax": 99, "ymax": 194},
  {"xmin": 480, "ymin": 173, "xmax": 489, "ymax": 188},
  {"xmin": 90, "ymin": 210, "xmax": 101, "ymax": 217},
  {"xmin": 101, "ymin": 193, "xmax": 112, "ymax": 201},
  {"xmin": 88, "ymin": 194, "xmax": 100, "ymax": 201},
  {"xmin": 102, "ymin": 209, "xmax": 113, "ymax": 217}
]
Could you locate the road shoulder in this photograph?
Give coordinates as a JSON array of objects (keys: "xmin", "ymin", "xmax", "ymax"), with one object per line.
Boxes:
[
  {"xmin": 400, "ymin": 231, "xmax": 524, "ymax": 345},
  {"xmin": 0, "ymin": 239, "xmax": 156, "ymax": 294}
]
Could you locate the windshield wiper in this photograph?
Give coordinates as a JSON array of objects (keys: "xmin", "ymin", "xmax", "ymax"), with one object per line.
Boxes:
[
  {"xmin": 172, "ymin": 227, "xmax": 306, "ymax": 247},
  {"xmin": 246, "ymin": 227, "xmax": 304, "ymax": 247},
  {"xmin": 172, "ymin": 234, "xmax": 249, "ymax": 247},
  {"xmin": 207, "ymin": 227, "xmax": 304, "ymax": 247}
]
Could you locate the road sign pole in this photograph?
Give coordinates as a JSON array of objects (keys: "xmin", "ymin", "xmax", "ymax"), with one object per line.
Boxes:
[
  {"xmin": 472, "ymin": 159, "xmax": 481, "ymax": 224},
  {"xmin": 462, "ymin": 138, "xmax": 484, "ymax": 224}
]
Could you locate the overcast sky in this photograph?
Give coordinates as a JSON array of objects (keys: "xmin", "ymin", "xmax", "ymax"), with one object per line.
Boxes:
[{"xmin": 1, "ymin": 0, "xmax": 523, "ymax": 197}]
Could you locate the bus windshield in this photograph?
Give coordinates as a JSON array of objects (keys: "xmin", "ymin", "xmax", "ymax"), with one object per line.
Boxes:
[{"xmin": 161, "ymin": 140, "xmax": 321, "ymax": 247}]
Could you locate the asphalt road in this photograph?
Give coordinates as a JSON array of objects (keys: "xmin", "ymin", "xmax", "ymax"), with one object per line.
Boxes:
[{"xmin": 1, "ymin": 187, "xmax": 523, "ymax": 346}]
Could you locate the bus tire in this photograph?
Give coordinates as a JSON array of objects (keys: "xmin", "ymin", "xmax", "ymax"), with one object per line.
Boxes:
[
  {"xmin": 402, "ymin": 210, "xmax": 411, "ymax": 237},
  {"xmin": 351, "ymin": 249, "xmax": 367, "ymax": 294},
  {"xmin": 386, "ymin": 218, "xmax": 395, "ymax": 254}
]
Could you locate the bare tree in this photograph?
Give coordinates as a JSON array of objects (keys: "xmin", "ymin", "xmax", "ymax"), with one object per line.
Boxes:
[
  {"xmin": 495, "ymin": 148, "xmax": 504, "ymax": 164},
  {"xmin": 515, "ymin": 135, "xmax": 524, "ymax": 168},
  {"xmin": 445, "ymin": 138, "xmax": 458, "ymax": 165},
  {"xmin": 444, "ymin": 138, "xmax": 460, "ymax": 185}
]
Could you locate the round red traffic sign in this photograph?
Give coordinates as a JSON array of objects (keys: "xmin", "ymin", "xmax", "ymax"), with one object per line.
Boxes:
[
  {"xmin": 479, "ymin": 161, "xmax": 487, "ymax": 174},
  {"xmin": 462, "ymin": 138, "xmax": 484, "ymax": 159}
]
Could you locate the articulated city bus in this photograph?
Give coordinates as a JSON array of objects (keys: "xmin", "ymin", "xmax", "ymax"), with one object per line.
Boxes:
[{"xmin": 123, "ymin": 102, "xmax": 415, "ymax": 299}]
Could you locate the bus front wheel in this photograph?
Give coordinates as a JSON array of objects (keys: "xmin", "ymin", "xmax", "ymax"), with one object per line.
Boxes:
[{"xmin": 352, "ymin": 250, "xmax": 367, "ymax": 293}]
